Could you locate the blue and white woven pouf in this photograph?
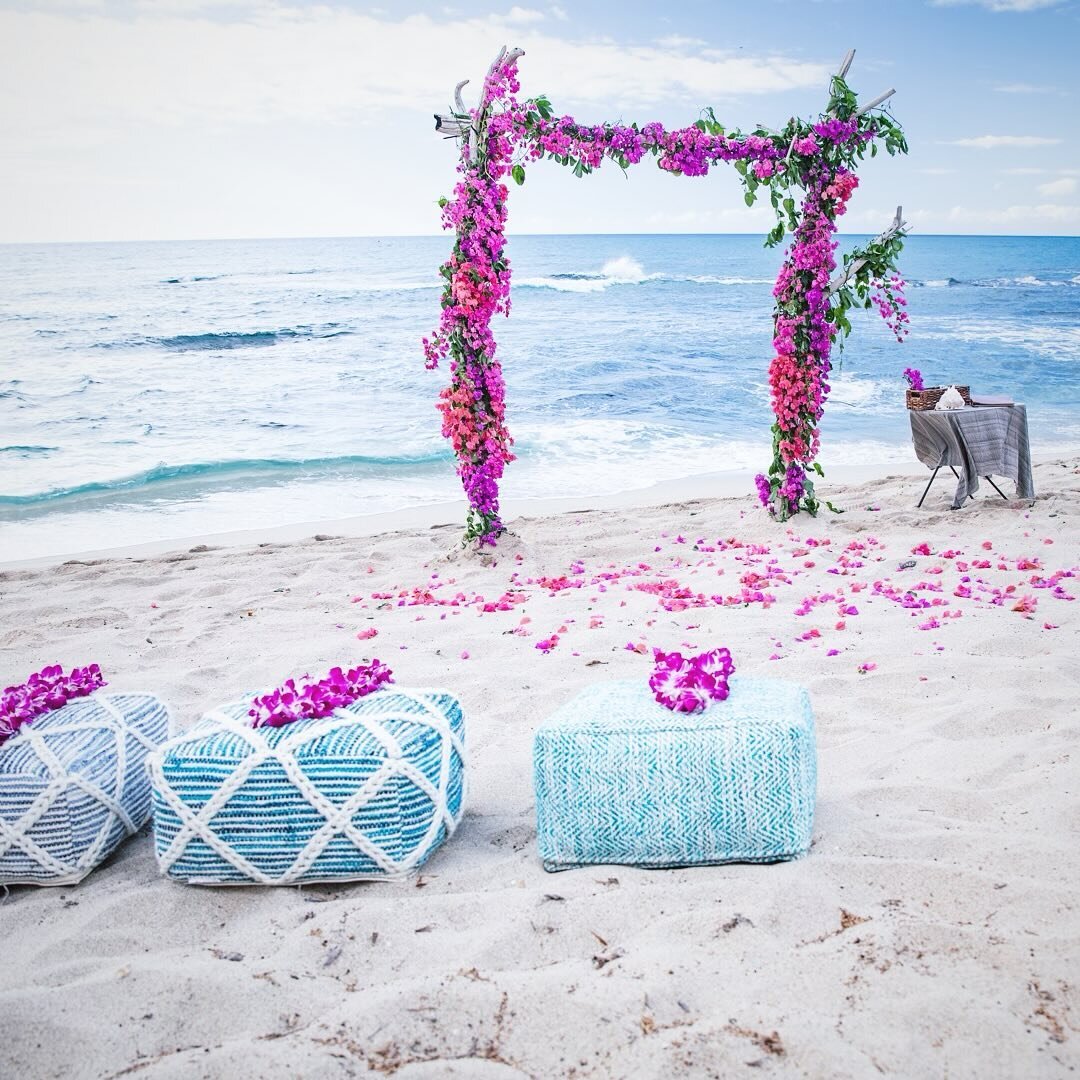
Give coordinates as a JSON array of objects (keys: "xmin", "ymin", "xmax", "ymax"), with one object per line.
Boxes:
[
  {"xmin": 0, "ymin": 694, "xmax": 171, "ymax": 886},
  {"xmin": 533, "ymin": 677, "xmax": 816, "ymax": 871},
  {"xmin": 149, "ymin": 689, "xmax": 466, "ymax": 885}
]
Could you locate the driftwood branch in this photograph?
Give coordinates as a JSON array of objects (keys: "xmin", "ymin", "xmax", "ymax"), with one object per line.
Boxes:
[
  {"xmin": 856, "ymin": 88, "xmax": 896, "ymax": 116},
  {"xmin": 434, "ymin": 46, "xmax": 526, "ymax": 158},
  {"xmin": 454, "ymin": 79, "xmax": 469, "ymax": 114},
  {"xmin": 827, "ymin": 48, "xmax": 856, "ymax": 117},
  {"xmin": 454, "ymin": 79, "xmax": 471, "ymax": 159},
  {"xmin": 827, "ymin": 205, "xmax": 909, "ymax": 295},
  {"xmin": 434, "ymin": 116, "xmax": 469, "ymax": 135},
  {"xmin": 827, "ymin": 50, "xmax": 894, "ymax": 118}
]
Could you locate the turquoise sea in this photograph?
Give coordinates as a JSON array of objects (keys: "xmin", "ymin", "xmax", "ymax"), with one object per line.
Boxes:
[{"xmin": 1, "ymin": 234, "xmax": 1078, "ymax": 561}]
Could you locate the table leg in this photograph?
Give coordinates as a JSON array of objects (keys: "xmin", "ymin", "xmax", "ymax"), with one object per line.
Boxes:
[
  {"xmin": 983, "ymin": 476, "xmax": 1008, "ymax": 501},
  {"xmin": 917, "ymin": 467, "xmax": 942, "ymax": 509}
]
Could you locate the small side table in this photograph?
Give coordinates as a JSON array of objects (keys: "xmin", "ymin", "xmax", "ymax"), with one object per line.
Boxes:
[{"xmin": 909, "ymin": 404, "xmax": 1035, "ymax": 510}]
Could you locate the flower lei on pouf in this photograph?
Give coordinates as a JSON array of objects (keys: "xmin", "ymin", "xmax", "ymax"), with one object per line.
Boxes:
[
  {"xmin": 0, "ymin": 663, "xmax": 106, "ymax": 747},
  {"xmin": 428, "ymin": 48, "xmax": 910, "ymax": 540},
  {"xmin": 650, "ymin": 648, "xmax": 735, "ymax": 714},
  {"xmin": 250, "ymin": 661, "xmax": 393, "ymax": 728}
]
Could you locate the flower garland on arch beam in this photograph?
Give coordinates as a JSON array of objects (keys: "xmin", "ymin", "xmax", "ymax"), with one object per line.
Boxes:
[{"xmin": 425, "ymin": 47, "xmax": 909, "ymax": 545}]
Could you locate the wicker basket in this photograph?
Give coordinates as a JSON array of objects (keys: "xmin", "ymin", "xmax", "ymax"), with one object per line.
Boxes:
[{"xmin": 906, "ymin": 385, "xmax": 971, "ymax": 411}]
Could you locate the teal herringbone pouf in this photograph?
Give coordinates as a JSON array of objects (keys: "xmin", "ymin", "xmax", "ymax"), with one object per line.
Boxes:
[
  {"xmin": 533, "ymin": 677, "xmax": 815, "ymax": 871},
  {"xmin": 150, "ymin": 689, "xmax": 466, "ymax": 886}
]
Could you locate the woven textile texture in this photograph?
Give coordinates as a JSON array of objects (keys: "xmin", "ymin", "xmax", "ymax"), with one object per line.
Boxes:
[
  {"xmin": 150, "ymin": 689, "xmax": 466, "ymax": 885},
  {"xmin": 0, "ymin": 694, "xmax": 171, "ymax": 886},
  {"xmin": 534, "ymin": 677, "xmax": 816, "ymax": 871}
]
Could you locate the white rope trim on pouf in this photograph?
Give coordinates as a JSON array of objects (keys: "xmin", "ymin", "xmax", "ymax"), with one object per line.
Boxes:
[
  {"xmin": 0, "ymin": 693, "xmax": 172, "ymax": 886},
  {"xmin": 149, "ymin": 688, "xmax": 467, "ymax": 886}
]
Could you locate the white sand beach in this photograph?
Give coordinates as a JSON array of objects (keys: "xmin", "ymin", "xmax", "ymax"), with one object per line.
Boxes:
[{"xmin": 2, "ymin": 461, "xmax": 1078, "ymax": 1078}]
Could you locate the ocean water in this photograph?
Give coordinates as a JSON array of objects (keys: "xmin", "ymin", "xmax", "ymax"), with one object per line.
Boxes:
[{"xmin": 1, "ymin": 234, "xmax": 1078, "ymax": 561}]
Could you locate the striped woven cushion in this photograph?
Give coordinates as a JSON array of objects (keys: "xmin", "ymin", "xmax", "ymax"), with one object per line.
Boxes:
[
  {"xmin": 150, "ymin": 688, "xmax": 466, "ymax": 885},
  {"xmin": 534, "ymin": 677, "xmax": 816, "ymax": 870},
  {"xmin": 0, "ymin": 694, "xmax": 171, "ymax": 886}
]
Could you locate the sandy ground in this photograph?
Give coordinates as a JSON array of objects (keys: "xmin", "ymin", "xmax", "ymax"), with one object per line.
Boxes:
[{"xmin": 1, "ymin": 460, "xmax": 1078, "ymax": 1078}]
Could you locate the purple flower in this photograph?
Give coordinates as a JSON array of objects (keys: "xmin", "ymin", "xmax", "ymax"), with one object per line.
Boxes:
[
  {"xmin": 649, "ymin": 647, "xmax": 735, "ymax": 713},
  {"xmin": 250, "ymin": 661, "xmax": 393, "ymax": 728},
  {"xmin": 1, "ymin": 664, "xmax": 106, "ymax": 747},
  {"xmin": 903, "ymin": 367, "xmax": 923, "ymax": 390}
]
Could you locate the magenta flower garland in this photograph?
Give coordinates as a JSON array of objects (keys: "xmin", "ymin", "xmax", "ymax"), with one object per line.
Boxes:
[
  {"xmin": 429, "ymin": 49, "xmax": 910, "ymax": 540},
  {"xmin": 423, "ymin": 63, "xmax": 520, "ymax": 545},
  {"xmin": 0, "ymin": 663, "xmax": 106, "ymax": 747},
  {"xmin": 649, "ymin": 647, "xmax": 735, "ymax": 713},
  {"xmin": 250, "ymin": 661, "xmax": 393, "ymax": 729}
]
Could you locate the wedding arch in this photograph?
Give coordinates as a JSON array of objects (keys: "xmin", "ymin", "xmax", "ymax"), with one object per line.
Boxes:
[{"xmin": 425, "ymin": 46, "xmax": 909, "ymax": 545}]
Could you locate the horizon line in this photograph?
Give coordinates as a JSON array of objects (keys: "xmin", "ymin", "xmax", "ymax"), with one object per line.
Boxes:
[{"xmin": 2, "ymin": 231, "xmax": 1079, "ymax": 247}]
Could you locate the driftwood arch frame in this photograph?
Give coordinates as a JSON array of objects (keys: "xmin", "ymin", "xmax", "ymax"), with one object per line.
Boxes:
[{"xmin": 426, "ymin": 46, "xmax": 909, "ymax": 545}]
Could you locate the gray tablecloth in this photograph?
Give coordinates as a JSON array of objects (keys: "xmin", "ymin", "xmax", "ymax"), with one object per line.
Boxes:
[{"xmin": 909, "ymin": 405, "xmax": 1035, "ymax": 509}]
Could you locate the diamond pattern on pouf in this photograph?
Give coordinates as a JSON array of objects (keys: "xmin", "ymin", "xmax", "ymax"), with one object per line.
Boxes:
[
  {"xmin": 150, "ymin": 689, "xmax": 466, "ymax": 885},
  {"xmin": 0, "ymin": 694, "xmax": 171, "ymax": 886}
]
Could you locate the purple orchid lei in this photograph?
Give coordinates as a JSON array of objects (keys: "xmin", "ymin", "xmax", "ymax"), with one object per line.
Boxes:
[
  {"xmin": 250, "ymin": 661, "xmax": 393, "ymax": 729},
  {"xmin": 429, "ymin": 51, "xmax": 909, "ymax": 540},
  {"xmin": 649, "ymin": 647, "xmax": 735, "ymax": 713},
  {"xmin": 0, "ymin": 663, "xmax": 106, "ymax": 747},
  {"xmin": 903, "ymin": 366, "xmax": 924, "ymax": 390}
]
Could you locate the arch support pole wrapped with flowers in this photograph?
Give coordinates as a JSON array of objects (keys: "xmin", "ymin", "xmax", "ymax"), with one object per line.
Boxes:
[{"xmin": 428, "ymin": 47, "xmax": 909, "ymax": 543}]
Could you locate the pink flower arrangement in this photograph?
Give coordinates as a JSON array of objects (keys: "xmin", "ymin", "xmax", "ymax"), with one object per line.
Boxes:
[
  {"xmin": 429, "ymin": 50, "xmax": 908, "ymax": 536},
  {"xmin": 250, "ymin": 661, "xmax": 393, "ymax": 728},
  {"xmin": 1, "ymin": 663, "xmax": 106, "ymax": 747},
  {"xmin": 649, "ymin": 647, "xmax": 735, "ymax": 713},
  {"xmin": 903, "ymin": 366, "xmax": 924, "ymax": 390},
  {"xmin": 872, "ymin": 275, "xmax": 910, "ymax": 342},
  {"xmin": 423, "ymin": 59, "xmax": 521, "ymax": 545}
]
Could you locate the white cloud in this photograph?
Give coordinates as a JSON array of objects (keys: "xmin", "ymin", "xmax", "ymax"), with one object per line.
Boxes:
[
  {"xmin": 993, "ymin": 82, "xmax": 1060, "ymax": 93},
  {"xmin": 1001, "ymin": 167, "xmax": 1048, "ymax": 174},
  {"xmin": 657, "ymin": 35, "xmax": 708, "ymax": 48},
  {"xmin": 932, "ymin": 0, "xmax": 1065, "ymax": 11},
  {"xmin": 947, "ymin": 202, "xmax": 1080, "ymax": 225},
  {"xmin": 1037, "ymin": 177, "xmax": 1078, "ymax": 197},
  {"xmin": 0, "ymin": 6, "xmax": 832, "ymax": 153},
  {"xmin": 503, "ymin": 6, "xmax": 546, "ymax": 23},
  {"xmin": 946, "ymin": 135, "xmax": 1062, "ymax": 148}
]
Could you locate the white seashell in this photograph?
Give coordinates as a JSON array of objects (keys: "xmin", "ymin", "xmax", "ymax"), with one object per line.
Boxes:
[{"xmin": 935, "ymin": 385, "xmax": 965, "ymax": 411}]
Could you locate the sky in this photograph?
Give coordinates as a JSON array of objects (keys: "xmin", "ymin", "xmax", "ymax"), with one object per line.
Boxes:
[{"xmin": 1, "ymin": 0, "xmax": 1078, "ymax": 242}]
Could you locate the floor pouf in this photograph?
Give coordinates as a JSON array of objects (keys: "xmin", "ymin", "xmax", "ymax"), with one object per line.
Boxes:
[
  {"xmin": 149, "ymin": 689, "xmax": 466, "ymax": 885},
  {"xmin": 0, "ymin": 694, "xmax": 171, "ymax": 886},
  {"xmin": 534, "ymin": 677, "xmax": 815, "ymax": 871}
]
